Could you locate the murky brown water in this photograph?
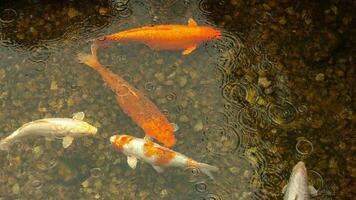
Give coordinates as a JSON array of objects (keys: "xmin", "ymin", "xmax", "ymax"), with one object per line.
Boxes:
[{"xmin": 0, "ymin": 0, "xmax": 354, "ymax": 199}]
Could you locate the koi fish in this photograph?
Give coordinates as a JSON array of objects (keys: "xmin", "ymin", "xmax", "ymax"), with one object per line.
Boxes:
[
  {"xmin": 91, "ymin": 18, "xmax": 222, "ymax": 57},
  {"xmin": 110, "ymin": 134, "xmax": 218, "ymax": 179},
  {"xmin": 283, "ymin": 161, "xmax": 317, "ymax": 200},
  {"xmin": 0, "ymin": 112, "xmax": 97, "ymax": 151},
  {"xmin": 78, "ymin": 54, "xmax": 175, "ymax": 147}
]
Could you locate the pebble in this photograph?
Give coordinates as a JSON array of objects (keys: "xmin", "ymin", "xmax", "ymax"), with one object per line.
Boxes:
[
  {"xmin": 315, "ymin": 73, "xmax": 325, "ymax": 81},
  {"xmin": 258, "ymin": 77, "xmax": 271, "ymax": 88},
  {"xmin": 193, "ymin": 120, "xmax": 203, "ymax": 132}
]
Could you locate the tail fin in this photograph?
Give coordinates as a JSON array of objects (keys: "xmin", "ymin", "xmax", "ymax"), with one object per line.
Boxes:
[
  {"xmin": 197, "ymin": 162, "xmax": 219, "ymax": 180},
  {"xmin": 77, "ymin": 53, "xmax": 101, "ymax": 69},
  {"xmin": 0, "ymin": 138, "xmax": 12, "ymax": 151}
]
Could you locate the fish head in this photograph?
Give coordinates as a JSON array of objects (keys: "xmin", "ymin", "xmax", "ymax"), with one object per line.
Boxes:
[
  {"xmin": 69, "ymin": 121, "xmax": 98, "ymax": 136},
  {"xmin": 290, "ymin": 161, "xmax": 308, "ymax": 185},
  {"xmin": 200, "ymin": 27, "xmax": 222, "ymax": 40},
  {"xmin": 110, "ymin": 134, "xmax": 135, "ymax": 152}
]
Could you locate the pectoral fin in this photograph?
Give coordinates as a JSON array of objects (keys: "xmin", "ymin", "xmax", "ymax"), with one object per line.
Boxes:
[
  {"xmin": 152, "ymin": 165, "xmax": 165, "ymax": 173},
  {"xmin": 73, "ymin": 112, "xmax": 85, "ymax": 120},
  {"xmin": 282, "ymin": 184, "xmax": 288, "ymax": 193},
  {"xmin": 309, "ymin": 185, "xmax": 318, "ymax": 196},
  {"xmin": 127, "ymin": 156, "xmax": 137, "ymax": 169},
  {"xmin": 62, "ymin": 136, "xmax": 74, "ymax": 148},
  {"xmin": 188, "ymin": 18, "xmax": 198, "ymax": 26},
  {"xmin": 144, "ymin": 136, "xmax": 152, "ymax": 142},
  {"xmin": 182, "ymin": 45, "xmax": 197, "ymax": 55}
]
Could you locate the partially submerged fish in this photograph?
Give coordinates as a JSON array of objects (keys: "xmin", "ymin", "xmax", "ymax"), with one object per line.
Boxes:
[
  {"xmin": 78, "ymin": 54, "xmax": 175, "ymax": 147},
  {"xmin": 283, "ymin": 161, "xmax": 317, "ymax": 200},
  {"xmin": 110, "ymin": 134, "xmax": 218, "ymax": 179},
  {"xmin": 0, "ymin": 112, "xmax": 97, "ymax": 151},
  {"xmin": 91, "ymin": 18, "xmax": 221, "ymax": 57}
]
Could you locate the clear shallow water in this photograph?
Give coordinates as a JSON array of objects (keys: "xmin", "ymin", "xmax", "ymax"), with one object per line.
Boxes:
[{"xmin": 0, "ymin": 0, "xmax": 354, "ymax": 199}]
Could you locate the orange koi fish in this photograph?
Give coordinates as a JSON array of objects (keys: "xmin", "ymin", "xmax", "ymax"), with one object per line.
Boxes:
[
  {"xmin": 110, "ymin": 134, "xmax": 218, "ymax": 179},
  {"xmin": 91, "ymin": 18, "xmax": 222, "ymax": 57},
  {"xmin": 78, "ymin": 54, "xmax": 175, "ymax": 147}
]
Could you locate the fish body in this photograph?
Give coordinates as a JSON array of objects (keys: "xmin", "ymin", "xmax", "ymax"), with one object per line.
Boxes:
[
  {"xmin": 110, "ymin": 134, "xmax": 218, "ymax": 179},
  {"xmin": 91, "ymin": 18, "xmax": 221, "ymax": 56},
  {"xmin": 78, "ymin": 54, "xmax": 175, "ymax": 147},
  {"xmin": 283, "ymin": 161, "xmax": 317, "ymax": 200},
  {"xmin": 0, "ymin": 112, "xmax": 97, "ymax": 151}
]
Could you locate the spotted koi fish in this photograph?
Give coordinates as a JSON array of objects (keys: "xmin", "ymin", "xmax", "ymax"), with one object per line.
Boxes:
[
  {"xmin": 110, "ymin": 134, "xmax": 218, "ymax": 179},
  {"xmin": 78, "ymin": 54, "xmax": 175, "ymax": 147},
  {"xmin": 91, "ymin": 18, "xmax": 221, "ymax": 58}
]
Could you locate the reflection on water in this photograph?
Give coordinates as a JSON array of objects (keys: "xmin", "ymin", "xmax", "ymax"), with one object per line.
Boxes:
[{"xmin": 0, "ymin": 0, "xmax": 354, "ymax": 199}]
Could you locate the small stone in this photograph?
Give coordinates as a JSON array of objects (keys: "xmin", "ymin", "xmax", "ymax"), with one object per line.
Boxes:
[
  {"xmin": 12, "ymin": 183, "xmax": 20, "ymax": 194},
  {"xmin": 156, "ymin": 59, "xmax": 164, "ymax": 65},
  {"xmin": 82, "ymin": 179, "xmax": 90, "ymax": 188},
  {"xmin": 279, "ymin": 16, "xmax": 287, "ymax": 25},
  {"xmin": 32, "ymin": 146, "xmax": 43, "ymax": 158},
  {"xmin": 179, "ymin": 76, "xmax": 187, "ymax": 87},
  {"xmin": 258, "ymin": 77, "xmax": 271, "ymax": 88},
  {"xmin": 315, "ymin": 73, "xmax": 325, "ymax": 81},
  {"xmin": 99, "ymin": 7, "xmax": 108, "ymax": 15},
  {"xmin": 179, "ymin": 115, "xmax": 189, "ymax": 122},
  {"xmin": 193, "ymin": 120, "xmax": 203, "ymax": 132},
  {"xmin": 154, "ymin": 72, "xmax": 165, "ymax": 82},
  {"xmin": 67, "ymin": 8, "xmax": 79, "ymax": 18},
  {"xmin": 50, "ymin": 80, "xmax": 58, "ymax": 90}
]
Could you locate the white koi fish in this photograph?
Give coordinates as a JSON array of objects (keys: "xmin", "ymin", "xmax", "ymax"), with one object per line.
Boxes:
[
  {"xmin": 283, "ymin": 161, "xmax": 317, "ymax": 200},
  {"xmin": 110, "ymin": 134, "xmax": 218, "ymax": 179},
  {"xmin": 0, "ymin": 112, "xmax": 97, "ymax": 151}
]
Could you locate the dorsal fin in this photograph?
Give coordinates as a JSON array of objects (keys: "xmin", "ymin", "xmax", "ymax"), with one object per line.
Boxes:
[{"xmin": 188, "ymin": 18, "xmax": 198, "ymax": 26}]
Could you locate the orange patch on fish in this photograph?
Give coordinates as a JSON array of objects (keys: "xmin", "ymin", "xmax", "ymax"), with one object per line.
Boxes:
[
  {"xmin": 143, "ymin": 141, "xmax": 176, "ymax": 165},
  {"xmin": 113, "ymin": 135, "xmax": 134, "ymax": 151},
  {"xmin": 186, "ymin": 159, "xmax": 198, "ymax": 167},
  {"xmin": 142, "ymin": 117, "xmax": 175, "ymax": 147}
]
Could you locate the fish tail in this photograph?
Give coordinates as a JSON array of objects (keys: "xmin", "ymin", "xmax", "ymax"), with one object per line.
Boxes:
[
  {"xmin": 197, "ymin": 162, "xmax": 219, "ymax": 180},
  {"xmin": 77, "ymin": 53, "xmax": 101, "ymax": 69},
  {"xmin": 0, "ymin": 138, "xmax": 12, "ymax": 151}
]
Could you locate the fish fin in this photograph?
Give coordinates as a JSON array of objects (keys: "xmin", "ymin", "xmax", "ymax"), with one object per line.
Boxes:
[
  {"xmin": 144, "ymin": 136, "xmax": 152, "ymax": 142},
  {"xmin": 77, "ymin": 53, "xmax": 101, "ymax": 69},
  {"xmin": 188, "ymin": 18, "xmax": 198, "ymax": 26},
  {"xmin": 127, "ymin": 156, "xmax": 137, "ymax": 169},
  {"xmin": 282, "ymin": 184, "xmax": 287, "ymax": 193},
  {"xmin": 182, "ymin": 45, "xmax": 197, "ymax": 55},
  {"xmin": 197, "ymin": 162, "xmax": 219, "ymax": 180},
  {"xmin": 309, "ymin": 185, "xmax": 318, "ymax": 196},
  {"xmin": 62, "ymin": 136, "xmax": 74, "ymax": 148},
  {"xmin": 294, "ymin": 195, "xmax": 298, "ymax": 200},
  {"xmin": 0, "ymin": 138, "xmax": 12, "ymax": 151},
  {"xmin": 73, "ymin": 112, "xmax": 85, "ymax": 120},
  {"xmin": 152, "ymin": 165, "xmax": 165, "ymax": 173}
]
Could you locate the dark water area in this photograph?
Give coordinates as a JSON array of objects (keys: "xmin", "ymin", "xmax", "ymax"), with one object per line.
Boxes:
[{"xmin": 0, "ymin": 0, "xmax": 355, "ymax": 199}]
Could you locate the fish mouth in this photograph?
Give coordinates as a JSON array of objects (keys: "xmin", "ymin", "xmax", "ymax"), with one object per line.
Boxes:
[
  {"xmin": 293, "ymin": 161, "xmax": 307, "ymax": 175},
  {"xmin": 110, "ymin": 135, "xmax": 117, "ymax": 143}
]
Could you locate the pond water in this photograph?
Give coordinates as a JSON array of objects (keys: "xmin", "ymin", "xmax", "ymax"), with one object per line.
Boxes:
[{"xmin": 0, "ymin": 0, "xmax": 354, "ymax": 199}]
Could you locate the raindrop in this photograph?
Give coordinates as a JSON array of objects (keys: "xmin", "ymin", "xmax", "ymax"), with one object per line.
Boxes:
[
  {"xmin": 235, "ymin": 106, "xmax": 271, "ymax": 132},
  {"xmin": 28, "ymin": 45, "xmax": 51, "ymax": 63},
  {"xmin": 198, "ymin": 0, "xmax": 213, "ymax": 15},
  {"xmin": 0, "ymin": 9, "xmax": 18, "ymax": 24},
  {"xmin": 35, "ymin": 62, "xmax": 47, "ymax": 72},
  {"xmin": 195, "ymin": 181, "xmax": 207, "ymax": 193},
  {"xmin": 144, "ymin": 82, "xmax": 156, "ymax": 91},
  {"xmin": 118, "ymin": 8, "xmax": 132, "ymax": 19},
  {"xmin": 203, "ymin": 193, "xmax": 222, "ymax": 200},
  {"xmin": 203, "ymin": 124, "xmax": 241, "ymax": 155},
  {"xmin": 295, "ymin": 138, "xmax": 313, "ymax": 156},
  {"xmin": 31, "ymin": 180, "xmax": 42, "ymax": 190},
  {"xmin": 308, "ymin": 170, "xmax": 324, "ymax": 193},
  {"xmin": 165, "ymin": 92, "xmax": 177, "ymax": 101},
  {"xmin": 90, "ymin": 168, "xmax": 103, "ymax": 178},
  {"xmin": 112, "ymin": 0, "xmax": 130, "ymax": 12},
  {"xmin": 267, "ymin": 101, "xmax": 297, "ymax": 125},
  {"xmin": 184, "ymin": 166, "xmax": 201, "ymax": 182}
]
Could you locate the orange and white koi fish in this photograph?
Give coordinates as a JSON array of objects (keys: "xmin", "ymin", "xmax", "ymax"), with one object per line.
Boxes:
[
  {"xmin": 91, "ymin": 18, "xmax": 222, "ymax": 57},
  {"xmin": 110, "ymin": 134, "xmax": 218, "ymax": 179},
  {"xmin": 78, "ymin": 54, "xmax": 175, "ymax": 147}
]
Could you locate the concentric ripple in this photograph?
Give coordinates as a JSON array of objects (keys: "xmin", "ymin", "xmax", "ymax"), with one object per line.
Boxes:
[
  {"xmin": 0, "ymin": 8, "xmax": 18, "ymax": 24},
  {"xmin": 267, "ymin": 101, "xmax": 297, "ymax": 125},
  {"xmin": 234, "ymin": 106, "xmax": 271, "ymax": 133},
  {"xmin": 202, "ymin": 124, "xmax": 241, "ymax": 155},
  {"xmin": 28, "ymin": 45, "xmax": 51, "ymax": 63}
]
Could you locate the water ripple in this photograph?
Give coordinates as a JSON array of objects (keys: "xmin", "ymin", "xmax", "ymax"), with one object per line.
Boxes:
[{"xmin": 267, "ymin": 101, "xmax": 297, "ymax": 125}]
